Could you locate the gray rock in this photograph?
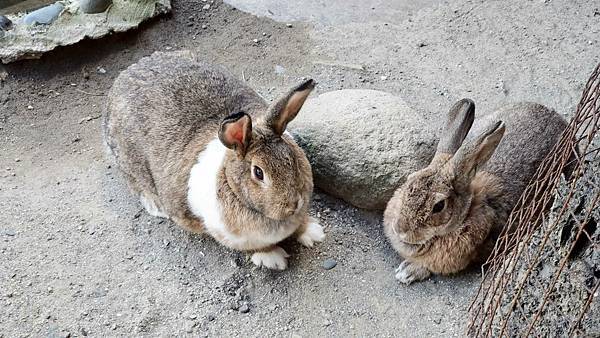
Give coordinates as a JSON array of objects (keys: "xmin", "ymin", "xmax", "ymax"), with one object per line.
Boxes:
[
  {"xmin": 22, "ymin": 3, "xmax": 65, "ymax": 25},
  {"xmin": 79, "ymin": 0, "xmax": 113, "ymax": 14},
  {"xmin": 289, "ymin": 89, "xmax": 436, "ymax": 210},
  {"xmin": 322, "ymin": 258, "xmax": 337, "ymax": 270}
]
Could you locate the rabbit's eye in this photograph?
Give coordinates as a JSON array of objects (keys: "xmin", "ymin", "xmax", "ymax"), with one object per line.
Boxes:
[
  {"xmin": 432, "ymin": 200, "xmax": 445, "ymax": 214},
  {"xmin": 253, "ymin": 166, "xmax": 264, "ymax": 181}
]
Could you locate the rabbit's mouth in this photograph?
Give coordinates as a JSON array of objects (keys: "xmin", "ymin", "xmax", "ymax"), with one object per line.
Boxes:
[
  {"xmin": 399, "ymin": 238, "xmax": 429, "ymax": 246},
  {"xmin": 395, "ymin": 230, "xmax": 431, "ymax": 245}
]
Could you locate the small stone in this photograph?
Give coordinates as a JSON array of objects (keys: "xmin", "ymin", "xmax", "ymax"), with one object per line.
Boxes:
[
  {"xmin": 380, "ymin": 75, "xmax": 388, "ymax": 80},
  {"xmin": 203, "ymin": 4, "xmax": 211, "ymax": 10},
  {"xmin": 433, "ymin": 318, "xmax": 442, "ymax": 324},
  {"xmin": 0, "ymin": 15, "xmax": 13, "ymax": 31},
  {"xmin": 165, "ymin": 46, "xmax": 173, "ymax": 51},
  {"xmin": 322, "ymin": 258, "xmax": 337, "ymax": 270},
  {"xmin": 202, "ymin": 24, "xmax": 207, "ymax": 29},
  {"xmin": 253, "ymin": 38, "xmax": 259, "ymax": 43},
  {"xmin": 286, "ymin": 23, "xmax": 293, "ymax": 28},
  {"xmin": 97, "ymin": 67, "xmax": 107, "ymax": 74},
  {"xmin": 23, "ymin": 3, "xmax": 64, "ymax": 25},
  {"xmin": 48, "ymin": 287, "xmax": 54, "ymax": 293},
  {"xmin": 207, "ymin": 314, "xmax": 216, "ymax": 321},
  {"xmin": 27, "ymin": 105, "xmax": 33, "ymax": 110},
  {"xmin": 239, "ymin": 303, "xmax": 250, "ymax": 313},
  {"xmin": 417, "ymin": 42, "xmax": 427, "ymax": 47},
  {"xmin": 189, "ymin": 314, "xmax": 197, "ymax": 320},
  {"xmin": 79, "ymin": 0, "xmax": 112, "ymax": 13},
  {"xmin": 322, "ymin": 319, "xmax": 332, "ymax": 327},
  {"xmin": 262, "ymin": 32, "xmax": 267, "ymax": 36}
]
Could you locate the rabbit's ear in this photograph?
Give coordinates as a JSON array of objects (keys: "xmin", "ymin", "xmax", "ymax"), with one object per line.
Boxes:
[
  {"xmin": 219, "ymin": 112, "xmax": 253, "ymax": 157},
  {"xmin": 265, "ymin": 79, "xmax": 316, "ymax": 135},
  {"xmin": 450, "ymin": 121, "xmax": 506, "ymax": 187},
  {"xmin": 432, "ymin": 99, "xmax": 475, "ymax": 166}
]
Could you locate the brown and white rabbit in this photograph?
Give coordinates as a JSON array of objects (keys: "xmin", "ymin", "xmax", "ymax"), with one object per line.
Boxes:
[
  {"xmin": 103, "ymin": 51, "xmax": 325, "ymax": 270},
  {"xmin": 383, "ymin": 99, "xmax": 569, "ymax": 284}
]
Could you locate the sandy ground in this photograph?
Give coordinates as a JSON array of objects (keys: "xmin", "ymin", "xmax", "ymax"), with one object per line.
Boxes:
[{"xmin": 1, "ymin": 0, "xmax": 599, "ymax": 337}]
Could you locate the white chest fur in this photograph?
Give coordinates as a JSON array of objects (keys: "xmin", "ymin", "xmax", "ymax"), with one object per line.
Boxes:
[{"xmin": 187, "ymin": 139, "xmax": 297, "ymax": 251}]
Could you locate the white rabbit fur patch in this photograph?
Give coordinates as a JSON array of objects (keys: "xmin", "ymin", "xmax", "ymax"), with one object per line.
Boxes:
[{"xmin": 187, "ymin": 138, "xmax": 298, "ymax": 251}]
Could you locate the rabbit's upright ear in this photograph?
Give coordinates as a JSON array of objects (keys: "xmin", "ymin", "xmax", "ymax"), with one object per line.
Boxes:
[
  {"xmin": 450, "ymin": 121, "xmax": 506, "ymax": 188},
  {"xmin": 431, "ymin": 99, "xmax": 475, "ymax": 166},
  {"xmin": 219, "ymin": 112, "xmax": 253, "ymax": 157},
  {"xmin": 265, "ymin": 79, "xmax": 316, "ymax": 135}
]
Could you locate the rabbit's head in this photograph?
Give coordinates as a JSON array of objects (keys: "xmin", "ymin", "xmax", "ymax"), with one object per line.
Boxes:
[
  {"xmin": 384, "ymin": 99, "xmax": 506, "ymax": 245},
  {"xmin": 218, "ymin": 79, "xmax": 315, "ymax": 221}
]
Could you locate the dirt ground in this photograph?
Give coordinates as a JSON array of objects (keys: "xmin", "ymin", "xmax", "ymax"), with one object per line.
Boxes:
[{"xmin": 1, "ymin": 0, "xmax": 599, "ymax": 337}]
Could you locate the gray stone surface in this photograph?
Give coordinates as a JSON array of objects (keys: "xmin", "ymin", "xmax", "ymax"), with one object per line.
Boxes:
[{"xmin": 289, "ymin": 89, "xmax": 436, "ymax": 210}]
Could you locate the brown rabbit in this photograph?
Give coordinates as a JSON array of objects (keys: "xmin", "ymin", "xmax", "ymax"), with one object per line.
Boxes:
[
  {"xmin": 103, "ymin": 51, "xmax": 325, "ymax": 270},
  {"xmin": 384, "ymin": 99, "xmax": 568, "ymax": 284}
]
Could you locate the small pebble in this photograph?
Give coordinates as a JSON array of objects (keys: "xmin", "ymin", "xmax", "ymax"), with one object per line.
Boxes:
[
  {"xmin": 14, "ymin": 158, "xmax": 20, "ymax": 162},
  {"xmin": 97, "ymin": 67, "xmax": 106, "ymax": 74},
  {"xmin": 201, "ymin": 24, "xmax": 207, "ymax": 29},
  {"xmin": 0, "ymin": 15, "xmax": 13, "ymax": 31},
  {"xmin": 27, "ymin": 105, "xmax": 33, "ymax": 110},
  {"xmin": 23, "ymin": 3, "xmax": 64, "ymax": 25},
  {"xmin": 239, "ymin": 303, "xmax": 250, "ymax": 313},
  {"xmin": 380, "ymin": 75, "xmax": 388, "ymax": 80},
  {"xmin": 253, "ymin": 38, "xmax": 259, "ymax": 43},
  {"xmin": 203, "ymin": 4, "xmax": 210, "ymax": 10},
  {"xmin": 79, "ymin": 0, "xmax": 112, "ymax": 14},
  {"xmin": 286, "ymin": 23, "xmax": 293, "ymax": 28},
  {"xmin": 323, "ymin": 258, "xmax": 337, "ymax": 270}
]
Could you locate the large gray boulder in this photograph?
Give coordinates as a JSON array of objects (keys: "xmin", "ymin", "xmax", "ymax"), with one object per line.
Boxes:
[{"xmin": 289, "ymin": 89, "xmax": 436, "ymax": 210}]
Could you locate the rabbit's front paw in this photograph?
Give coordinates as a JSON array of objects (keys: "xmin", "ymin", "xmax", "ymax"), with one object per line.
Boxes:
[
  {"xmin": 251, "ymin": 246, "xmax": 290, "ymax": 270},
  {"xmin": 297, "ymin": 221, "xmax": 325, "ymax": 248},
  {"xmin": 395, "ymin": 260, "xmax": 431, "ymax": 285}
]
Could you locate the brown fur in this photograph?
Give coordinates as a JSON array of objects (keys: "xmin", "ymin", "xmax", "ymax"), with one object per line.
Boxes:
[
  {"xmin": 384, "ymin": 99, "xmax": 568, "ymax": 283},
  {"xmin": 103, "ymin": 51, "xmax": 316, "ymax": 255}
]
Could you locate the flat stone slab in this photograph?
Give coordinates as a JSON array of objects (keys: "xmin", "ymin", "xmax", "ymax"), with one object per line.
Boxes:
[{"xmin": 0, "ymin": 0, "xmax": 171, "ymax": 63}]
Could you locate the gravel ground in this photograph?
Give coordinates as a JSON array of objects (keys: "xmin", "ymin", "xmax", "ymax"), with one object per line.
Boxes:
[{"xmin": 1, "ymin": 0, "xmax": 599, "ymax": 336}]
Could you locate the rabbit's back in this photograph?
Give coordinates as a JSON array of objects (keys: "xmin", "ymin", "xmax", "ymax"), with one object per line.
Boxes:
[
  {"xmin": 106, "ymin": 51, "xmax": 265, "ymax": 153},
  {"xmin": 103, "ymin": 51, "xmax": 266, "ymax": 218},
  {"xmin": 472, "ymin": 102, "xmax": 567, "ymax": 204}
]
